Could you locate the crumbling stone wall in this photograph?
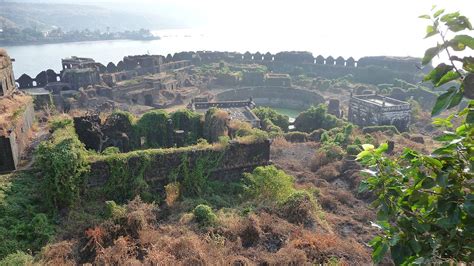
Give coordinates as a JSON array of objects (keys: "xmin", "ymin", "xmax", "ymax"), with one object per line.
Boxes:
[
  {"xmin": 87, "ymin": 140, "xmax": 271, "ymax": 189},
  {"xmin": 0, "ymin": 103, "xmax": 35, "ymax": 173},
  {"xmin": 0, "ymin": 49, "xmax": 16, "ymax": 96}
]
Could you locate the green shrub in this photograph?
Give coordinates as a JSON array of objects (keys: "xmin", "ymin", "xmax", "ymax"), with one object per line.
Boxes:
[
  {"xmin": 346, "ymin": 144, "xmax": 362, "ymax": 156},
  {"xmin": 49, "ymin": 117, "xmax": 73, "ymax": 131},
  {"xmin": 362, "ymin": 125, "xmax": 400, "ymax": 135},
  {"xmin": 353, "ymin": 137, "xmax": 362, "ymax": 145},
  {"xmin": 0, "ymin": 251, "xmax": 33, "ymax": 266},
  {"xmin": 105, "ymin": 200, "xmax": 126, "ymax": 219},
  {"xmin": 334, "ymin": 132, "xmax": 346, "ymax": 145},
  {"xmin": 102, "ymin": 146, "xmax": 120, "ymax": 155},
  {"xmin": 0, "ymin": 172, "xmax": 55, "ymax": 260},
  {"xmin": 321, "ymin": 143, "xmax": 345, "ymax": 160},
  {"xmin": 217, "ymin": 136, "xmax": 230, "ymax": 147},
  {"xmin": 193, "ymin": 204, "xmax": 217, "ymax": 226},
  {"xmin": 243, "ymin": 165, "xmax": 295, "ymax": 205},
  {"xmin": 253, "ymin": 107, "xmax": 290, "ymax": 132},
  {"xmin": 294, "ymin": 104, "xmax": 344, "ymax": 132},
  {"xmin": 280, "ymin": 190, "xmax": 319, "ymax": 225},
  {"xmin": 308, "ymin": 129, "xmax": 325, "ymax": 142},
  {"xmin": 343, "ymin": 123, "xmax": 354, "ymax": 137},
  {"xmin": 35, "ymin": 121, "xmax": 90, "ymax": 209},
  {"xmin": 320, "ymin": 131, "xmax": 330, "ymax": 143},
  {"xmin": 261, "ymin": 118, "xmax": 283, "ymax": 135},
  {"xmin": 283, "ymin": 131, "xmax": 309, "ymax": 143}
]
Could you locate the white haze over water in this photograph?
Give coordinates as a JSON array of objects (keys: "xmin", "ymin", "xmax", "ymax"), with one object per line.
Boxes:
[{"xmin": 4, "ymin": 0, "xmax": 474, "ymax": 76}]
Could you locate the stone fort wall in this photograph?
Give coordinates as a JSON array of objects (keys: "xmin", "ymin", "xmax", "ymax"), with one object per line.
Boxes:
[
  {"xmin": 86, "ymin": 139, "xmax": 271, "ymax": 196},
  {"xmin": 16, "ymin": 51, "xmax": 427, "ymax": 89}
]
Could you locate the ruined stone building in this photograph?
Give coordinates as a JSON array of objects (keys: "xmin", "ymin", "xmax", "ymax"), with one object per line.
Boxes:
[
  {"xmin": 348, "ymin": 94, "xmax": 410, "ymax": 131},
  {"xmin": 0, "ymin": 49, "xmax": 35, "ymax": 173},
  {"xmin": 265, "ymin": 73, "xmax": 291, "ymax": 87},
  {"xmin": 60, "ymin": 57, "xmax": 101, "ymax": 90},
  {"xmin": 61, "ymin": 68, "xmax": 101, "ymax": 90},
  {"xmin": 62, "ymin": 56, "xmax": 97, "ymax": 70},
  {"xmin": 189, "ymin": 97, "xmax": 261, "ymax": 128}
]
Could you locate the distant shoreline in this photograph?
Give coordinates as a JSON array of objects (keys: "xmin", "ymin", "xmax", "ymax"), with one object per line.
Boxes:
[{"xmin": 0, "ymin": 36, "xmax": 161, "ymax": 47}]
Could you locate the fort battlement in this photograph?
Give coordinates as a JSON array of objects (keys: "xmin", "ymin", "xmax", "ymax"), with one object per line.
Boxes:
[{"xmin": 15, "ymin": 51, "xmax": 427, "ymax": 90}]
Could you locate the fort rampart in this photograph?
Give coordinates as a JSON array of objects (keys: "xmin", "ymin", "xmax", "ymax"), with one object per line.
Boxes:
[
  {"xmin": 16, "ymin": 51, "xmax": 427, "ymax": 90},
  {"xmin": 86, "ymin": 139, "xmax": 271, "ymax": 197}
]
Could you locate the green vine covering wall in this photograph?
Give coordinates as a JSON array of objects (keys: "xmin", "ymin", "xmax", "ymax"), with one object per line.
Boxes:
[
  {"xmin": 35, "ymin": 118, "xmax": 90, "ymax": 210},
  {"xmin": 170, "ymin": 109, "xmax": 203, "ymax": 145},
  {"xmin": 105, "ymin": 109, "xmax": 204, "ymax": 150},
  {"xmin": 136, "ymin": 110, "xmax": 170, "ymax": 148},
  {"xmin": 97, "ymin": 144, "xmax": 227, "ymax": 203}
]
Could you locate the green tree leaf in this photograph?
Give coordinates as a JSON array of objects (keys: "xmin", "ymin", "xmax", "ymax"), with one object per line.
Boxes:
[
  {"xmin": 436, "ymin": 71, "xmax": 461, "ymax": 87},
  {"xmin": 419, "ymin": 14, "xmax": 431, "ymax": 20},
  {"xmin": 373, "ymin": 242, "xmax": 389, "ymax": 263},
  {"xmin": 467, "ymin": 108, "xmax": 474, "ymax": 123},
  {"xmin": 464, "ymin": 194, "xmax": 474, "ymax": 217},
  {"xmin": 463, "ymin": 57, "xmax": 474, "ymax": 72},
  {"xmin": 356, "ymin": 150, "xmax": 371, "ymax": 161},
  {"xmin": 447, "ymin": 86, "xmax": 464, "ymax": 109},
  {"xmin": 434, "ymin": 9, "xmax": 445, "ymax": 18},
  {"xmin": 441, "ymin": 11, "xmax": 460, "ymax": 22},
  {"xmin": 424, "ymin": 63, "xmax": 453, "ymax": 83},
  {"xmin": 434, "ymin": 132, "xmax": 458, "ymax": 141},
  {"xmin": 453, "ymin": 35, "xmax": 474, "ymax": 50},
  {"xmin": 425, "ymin": 25, "xmax": 438, "ymax": 38},
  {"xmin": 431, "ymin": 87, "xmax": 457, "ymax": 116},
  {"xmin": 446, "ymin": 16, "xmax": 473, "ymax": 32},
  {"xmin": 448, "ymin": 39, "xmax": 466, "ymax": 51},
  {"xmin": 422, "ymin": 46, "xmax": 443, "ymax": 65}
]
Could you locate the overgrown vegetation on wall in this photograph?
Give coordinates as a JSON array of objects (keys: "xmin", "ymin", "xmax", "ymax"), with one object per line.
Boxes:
[
  {"xmin": 36, "ymin": 118, "xmax": 90, "ymax": 210},
  {"xmin": 170, "ymin": 109, "xmax": 203, "ymax": 145},
  {"xmin": 203, "ymin": 107, "xmax": 229, "ymax": 143},
  {"xmin": 136, "ymin": 110, "xmax": 170, "ymax": 148}
]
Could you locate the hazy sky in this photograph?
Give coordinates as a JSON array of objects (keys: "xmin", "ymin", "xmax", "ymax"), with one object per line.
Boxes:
[
  {"xmin": 100, "ymin": 0, "xmax": 473, "ymax": 58},
  {"xmin": 6, "ymin": 0, "xmax": 474, "ymax": 73}
]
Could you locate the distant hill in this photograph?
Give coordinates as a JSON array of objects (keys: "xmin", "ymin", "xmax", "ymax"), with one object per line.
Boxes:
[{"xmin": 0, "ymin": 1, "xmax": 190, "ymax": 31}]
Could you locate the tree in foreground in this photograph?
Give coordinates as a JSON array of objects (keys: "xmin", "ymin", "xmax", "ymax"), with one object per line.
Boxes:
[{"xmin": 358, "ymin": 7, "xmax": 474, "ymax": 265}]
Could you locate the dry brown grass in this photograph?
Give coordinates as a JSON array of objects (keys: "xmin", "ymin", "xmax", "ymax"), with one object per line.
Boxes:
[
  {"xmin": 272, "ymin": 136, "xmax": 291, "ymax": 148},
  {"xmin": 39, "ymin": 241, "xmax": 76, "ymax": 266},
  {"xmin": 289, "ymin": 233, "xmax": 370, "ymax": 264},
  {"xmin": 318, "ymin": 193, "xmax": 339, "ymax": 211},
  {"xmin": 45, "ymin": 201, "xmax": 372, "ymax": 264},
  {"xmin": 315, "ymin": 161, "xmax": 343, "ymax": 182},
  {"xmin": 165, "ymin": 182, "xmax": 181, "ymax": 207},
  {"xmin": 310, "ymin": 150, "xmax": 331, "ymax": 171},
  {"xmin": 333, "ymin": 190, "xmax": 354, "ymax": 205}
]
